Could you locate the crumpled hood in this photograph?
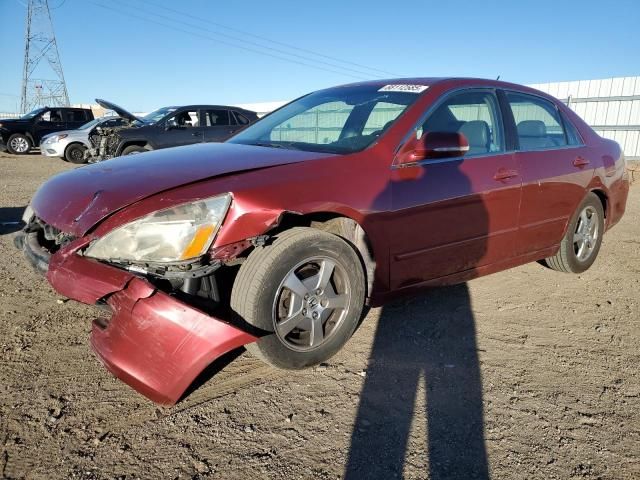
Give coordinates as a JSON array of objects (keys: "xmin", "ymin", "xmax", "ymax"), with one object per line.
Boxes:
[
  {"xmin": 95, "ymin": 99, "xmax": 140, "ymax": 123},
  {"xmin": 31, "ymin": 142, "xmax": 334, "ymax": 236}
]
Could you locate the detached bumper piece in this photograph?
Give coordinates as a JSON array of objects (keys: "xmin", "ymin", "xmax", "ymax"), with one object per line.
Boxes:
[
  {"xmin": 15, "ymin": 229, "xmax": 257, "ymax": 405},
  {"xmin": 92, "ymin": 277, "xmax": 257, "ymax": 405}
]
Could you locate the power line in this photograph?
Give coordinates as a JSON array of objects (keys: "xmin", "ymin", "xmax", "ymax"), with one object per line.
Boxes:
[
  {"xmin": 106, "ymin": 0, "xmax": 382, "ymax": 79},
  {"xmin": 89, "ymin": 0, "xmax": 379, "ymax": 81},
  {"xmin": 138, "ymin": 0, "xmax": 398, "ymax": 77}
]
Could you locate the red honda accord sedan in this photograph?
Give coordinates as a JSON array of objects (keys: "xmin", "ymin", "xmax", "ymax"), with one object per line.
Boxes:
[{"xmin": 15, "ymin": 78, "xmax": 629, "ymax": 404}]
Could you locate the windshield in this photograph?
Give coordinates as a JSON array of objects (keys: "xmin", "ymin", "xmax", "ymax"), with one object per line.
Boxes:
[
  {"xmin": 79, "ymin": 118, "xmax": 101, "ymax": 130},
  {"xmin": 21, "ymin": 107, "xmax": 46, "ymax": 119},
  {"xmin": 228, "ymin": 84, "xmax": 425, "ymax": 154},
  {"xmin": 138, "ymin": 106, "xmax": 178, "ymax": 125}
]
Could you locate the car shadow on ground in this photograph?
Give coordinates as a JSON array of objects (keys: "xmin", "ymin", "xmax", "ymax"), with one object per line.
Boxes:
[
  {"xmin": 344, "ymin": 284, "xmax": 489, "ymax": 480},
  {"xmin": 0, "ymin": 206, "xmax": 26, "ymax": 235}
]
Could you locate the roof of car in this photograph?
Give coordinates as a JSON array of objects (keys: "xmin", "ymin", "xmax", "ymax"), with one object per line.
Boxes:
[
  {"xmin": 164, "ymin": 105, "xmax": 257, "ymax": 114},
  {"xmin": 337, "ymin": 77, "xmax": 548, "ymax": 94}
]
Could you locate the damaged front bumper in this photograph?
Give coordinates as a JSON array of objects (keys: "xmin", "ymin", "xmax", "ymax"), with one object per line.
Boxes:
[{"xmin": 14, "ymin": 230, "xmax": 257, "ymax": 405}]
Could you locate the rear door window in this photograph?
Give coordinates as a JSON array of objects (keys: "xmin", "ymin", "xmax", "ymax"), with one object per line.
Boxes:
[
  {"xmin": 506, "ymin": 92, "xmax": 568, "ymax": 150},
  {"xmin": 205, "ymin": 110, "xmax": 231, "ymax": 126},
  {"xmin": 65, "ymin": 110, "xmax": 86, "ymax": 122}
]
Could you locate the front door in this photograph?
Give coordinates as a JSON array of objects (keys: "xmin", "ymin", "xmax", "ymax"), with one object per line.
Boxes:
[
  {"xmin": 389, "ymin": 89, "xmax": 522, "ymax": 290},
  {"xmin": 33, "ymin": 109, "xmax": 67, "ymax": 143},
  {"xmin": 157, "ymin": 109, "xmax": 204, "ymax": 148}
]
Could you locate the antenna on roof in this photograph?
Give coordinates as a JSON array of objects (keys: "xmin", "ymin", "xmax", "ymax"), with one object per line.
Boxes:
[{"xmin": 496, "ymin": 75, "xmax": 501, "ymax": 80}]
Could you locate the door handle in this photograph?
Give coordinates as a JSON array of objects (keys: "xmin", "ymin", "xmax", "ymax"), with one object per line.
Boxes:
[
  {"xmin": 493, "ymin": 168, "xmax": 519, "ymax": 181},
  {"xmin": 573, "ymin": 156, "xmax": 590, "ymax": 167},
  {"xmin": 191, "ymin": 131, "xmax": 202, "ymax": 137}
]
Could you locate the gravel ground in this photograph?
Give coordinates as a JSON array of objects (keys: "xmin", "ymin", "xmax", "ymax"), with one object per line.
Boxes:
[{"xmin": 0, "ymin": 152, "xmax": 638, "ymax": 480}]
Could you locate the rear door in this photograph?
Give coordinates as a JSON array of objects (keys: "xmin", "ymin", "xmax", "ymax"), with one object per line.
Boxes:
[
  {"xmin": 389, "ymin": 89, "xmax": 522, "ymax": 289},
  {"xmin": 203, "ymin": 108, "xmax": 236, "ymax": 142},
  {"xmin": 503, "ymin": 91, "xmax": 593, "ymax": 255}
]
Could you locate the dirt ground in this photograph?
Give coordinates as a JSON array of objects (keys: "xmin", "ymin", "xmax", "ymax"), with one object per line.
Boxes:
[{"xmin": 0, "ymin": 152, "xmax": 638, "ymax": 480}]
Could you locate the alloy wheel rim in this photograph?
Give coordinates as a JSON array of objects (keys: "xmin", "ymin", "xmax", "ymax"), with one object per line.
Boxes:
[
  {"xmin": 272, "ymin": 256, "xmax": 351, "ymax": 352},
  {"xmin": 10, "ymin": 137, "xmax": 29, "ymax": 153},
  {"xmin": 71, "ymin": 148, "xmax": 83, "ymax": 161},
  {"xmin": 574, "ymin": 205, "xmax": 599, "ymax": 262}
]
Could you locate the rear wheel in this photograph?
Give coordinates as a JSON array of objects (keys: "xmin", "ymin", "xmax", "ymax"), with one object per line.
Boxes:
[
  {"xmin": 64, "ymin": 143, "xmax": 87, "ymax": 164},
  {"xmin": 121, "ymin": 145, "xmax": 149, "ymax": 156},
  {"xmin": 542, "ymin": 192, "xmax": 604, "ymax": 273},
  {"xmin": 7, "ymin": 134, "xmax": 31, "ymax": 154},
  {"xmin": 230, "ymin": 227, "xmax": 365, "ymax": 369}
]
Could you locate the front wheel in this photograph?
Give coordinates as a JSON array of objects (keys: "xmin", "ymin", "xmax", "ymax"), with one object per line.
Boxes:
[
  {"xmin": 64, "ymin": 143, "xmax": 87, "ymax": 164},
  {"xmin": 121, "ymin": 145, "xmax": 149, "ymax": 156},
  {"xmin": 230, "ymin": 227, "xmax": 365, "ymax": 369},
  {"xmin": 542, "ymin": 192, "xmax": 605, "ymax": 273},
  {"xmin": 7, "ymin": 134, "xmax": 32, "ymax": 154}
]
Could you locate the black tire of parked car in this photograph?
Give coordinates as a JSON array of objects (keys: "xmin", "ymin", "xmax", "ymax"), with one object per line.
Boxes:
[
  {"xmin": 64, "ymin": 143, "xmax": 87, "ymax": 164},
  {"xmin": 7, "ymin": 133, "xmax": 32, "ymax": 155},
  {"xmin": 541, "ymin": 192, "xmax": 605, "ymax": 273},
  {"xmin": 121, "ymin": 145, "xmax": 149, "ymax": 156},
  {"xmin": 230, "ymin": 227, "xmax": 365, "ymax": 369}
]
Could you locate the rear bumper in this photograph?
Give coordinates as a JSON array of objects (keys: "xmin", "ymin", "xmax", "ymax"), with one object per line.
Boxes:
[
  {"xmin": 15, "ymin": 232, "xmax": 257, "ymax": 405},
  {"xmin": 605, "ymin": 171, "xmax": 630, "ymax": 231}
]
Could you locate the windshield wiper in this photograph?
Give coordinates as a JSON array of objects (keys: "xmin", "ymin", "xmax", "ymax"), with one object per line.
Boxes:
[{"xmin": 247, "ymin": 141, "xmax": 300, "ymax": 150}]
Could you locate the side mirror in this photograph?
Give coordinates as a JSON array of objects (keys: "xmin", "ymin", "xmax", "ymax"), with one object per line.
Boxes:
[
  {"xmin": 165, "ymin": 119, "xmax": 178, "ymax": 130},
  {"xmin": 396, "ymin": 131, "xmax": 469, "ymax": 165}
]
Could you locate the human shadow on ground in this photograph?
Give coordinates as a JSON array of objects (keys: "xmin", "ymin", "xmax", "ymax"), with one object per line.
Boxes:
[{"xmin": 344, "ymin": 285, "xmax": 489, "ymax": 479}]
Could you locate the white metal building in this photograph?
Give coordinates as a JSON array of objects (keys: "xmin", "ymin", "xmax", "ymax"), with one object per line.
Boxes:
[{"xmin": 529, "ymin": 76, "xmax": 640, "ymax": 160}]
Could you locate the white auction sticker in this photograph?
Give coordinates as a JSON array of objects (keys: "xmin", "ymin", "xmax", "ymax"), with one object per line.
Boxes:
[{"xmin": 378, "ymin": 84, "xmax": 428, "ymax": 93}]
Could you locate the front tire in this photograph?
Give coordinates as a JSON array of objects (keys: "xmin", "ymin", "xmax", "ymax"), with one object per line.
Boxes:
[
  {"xmin": 542, "ymin": 192, "xmax": 605, "ymax": 273},
  {"xmin": 230, "ymin": 227, "xmax": 365, "ymax": 369},
  {"xmin": 121, "ymin": 145, "xmax": 149, "ymax": 156},
  {"xmin": 7, "ymin": 134, "xmax": 31, "ymax": 154},
  {"xmin": 64, "ymin": 143, "xmax": 87, "ymax": 164}
]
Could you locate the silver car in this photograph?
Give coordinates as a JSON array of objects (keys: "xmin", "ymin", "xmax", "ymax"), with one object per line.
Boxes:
[{"xmin": 40, "ymin": 116, "xmax": 124, "ymax": 163}]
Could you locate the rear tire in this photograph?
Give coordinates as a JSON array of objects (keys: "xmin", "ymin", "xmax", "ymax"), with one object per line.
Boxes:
[
  {"xmin": 121, "ymin": 145, "xmax": 149, "ymax": 156},
  {"xmin": 64, "ymin": 143, "xmax": 87, "ymax": 164},
  {"xmin": 542, "ymin": 192, "xmax": 604, "ymax": 273},
  {"xmin": 7, "ymin": 134, "xmax": 31, "ymax": 154},
  {"xmin": 230, "ymin": 227, "xmax": 365, "ymax": 369}
]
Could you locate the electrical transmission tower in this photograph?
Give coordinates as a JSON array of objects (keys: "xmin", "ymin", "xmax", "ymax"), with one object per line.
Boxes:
[{"xmin": 20, "ymin": 0, "xmax": 70, "ymax": 113}]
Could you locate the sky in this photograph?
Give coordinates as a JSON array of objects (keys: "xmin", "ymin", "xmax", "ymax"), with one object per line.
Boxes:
[{"xmin": 1, "ymin": 0, "xmax": 639, "ymax": 112}]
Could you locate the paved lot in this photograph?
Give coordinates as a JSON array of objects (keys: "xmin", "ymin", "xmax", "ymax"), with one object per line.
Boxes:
[{"xmin": 0, "ymin": 152, "xmax": 638, "ymax": 479}]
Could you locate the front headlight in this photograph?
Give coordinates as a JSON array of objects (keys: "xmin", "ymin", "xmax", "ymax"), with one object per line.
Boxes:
[
  {"xmin": 46, "ymin": 134, "xmax": 67, "ymax": 143},
  {"xmin": 85, "ymin": 193, "xmax": 232, "ymax": 263}
]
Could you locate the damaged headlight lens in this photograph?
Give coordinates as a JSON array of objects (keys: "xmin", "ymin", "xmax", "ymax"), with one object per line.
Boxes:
[{"xmin": 85, "ymin": 193, "xmax": 231, "ymax": 263}]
